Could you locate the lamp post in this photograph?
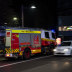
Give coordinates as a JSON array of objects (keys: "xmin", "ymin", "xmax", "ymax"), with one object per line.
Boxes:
[
  {"xmin": 21, "ymin": 5, "xmax": 24, "ymax": 27},
  {"xmin": 21, "ymin": 5, "xmax": 36, "ymax": 27}
]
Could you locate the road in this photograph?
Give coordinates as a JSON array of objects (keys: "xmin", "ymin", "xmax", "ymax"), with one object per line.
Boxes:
[{"xmin": 0, "ymin": 55, "xmax": 72, "ymax": 72}]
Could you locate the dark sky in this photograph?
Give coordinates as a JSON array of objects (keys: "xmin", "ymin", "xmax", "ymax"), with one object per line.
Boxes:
[
  {"xmin": 0, "ymin": 0, "xmax": 16, "ymax": 25},
  {"xmin": 0, "ymin": 0, "xmax": 57, "ymax": 29},
  {"xmin": 57, "ymin": 0, "xmax": 72, "ymax": 15}
]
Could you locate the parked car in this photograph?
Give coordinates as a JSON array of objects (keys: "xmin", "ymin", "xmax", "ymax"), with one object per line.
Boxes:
[{"xmin": 53, "ymin": 41, "xmax": 72, "ymax": 56}]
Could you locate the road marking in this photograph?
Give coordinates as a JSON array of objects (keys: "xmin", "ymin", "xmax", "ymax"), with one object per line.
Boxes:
[
  {"xmin": 0, "ymin": 55, "xmax": 53, "ymax": 68},
  {"xmin": 61, "ymin": 58, "xmax": 69, "ymax": 61},
  {"xmin": 64, "ymin": 58, "xmax": 72, "ymax": 61}
]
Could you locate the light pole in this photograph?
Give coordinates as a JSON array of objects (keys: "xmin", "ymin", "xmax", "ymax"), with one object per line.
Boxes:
[
  {"xmin": 21, "ymin": 5, "xmax": 36, "ymax": 27},
  {"xmin": 21, "ymin": 5, "xmax": 24, "ymax": 27}
]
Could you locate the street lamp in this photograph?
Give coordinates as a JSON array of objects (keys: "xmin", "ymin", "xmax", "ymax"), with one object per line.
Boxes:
[
  {"xmin": 13, "ymin": 17, "xmax": 18, "ymax": 21},
  {"xmin": 4, "ymin": 23, "xmax": 7, "ymax": 27},
  {"xmin": 21, "ymin": 5, "xmax": 36, "ymax": 27},
  {"xmin": 31, "ymin": 6, "xmax": 36, "ymax": 9},
  {"xmin": 4, "ymin": 23, "xmax": 7, "ymax": 25}
]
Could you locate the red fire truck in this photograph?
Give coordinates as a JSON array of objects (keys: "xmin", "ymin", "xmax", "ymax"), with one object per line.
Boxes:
[{"xmin": 5, "ymin": 28, "xmax": 56, "ymax": 59}]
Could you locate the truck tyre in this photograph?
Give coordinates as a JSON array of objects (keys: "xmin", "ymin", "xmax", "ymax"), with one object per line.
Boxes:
[
  {"xmin": 41, "ymin": 46, "xmax": 46, "ymax": 55},
  {"xmin": 41, "ymin": 46, "xmax": 45, "ymax": 54},
  {"xmin": 23, "ymin": 48, "xmax": 31, "ymax": 59},
  {"xmin": 41, "ymin": 46, "xmax": 49, "ymax": 55},
  {"xmin": 46, "ymin": 46, "xmax": 50, "ymax": 55}
]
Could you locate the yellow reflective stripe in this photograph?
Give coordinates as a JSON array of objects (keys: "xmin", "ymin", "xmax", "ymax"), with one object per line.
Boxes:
[
  {"xmin": 5, "ymin": 48, "xmax": 11, "ymax": 53},
  {"xmin": 12, "ymin": 30, "xmax": 41, "ymax": 33},
  {"xmin": 31, "ymin": 49, "xmax": 41, "ymax": 53},
  {"xmin": 5, "ymin": 48, "xmax": 19, "ymax": 53},
  {"xmin": 19, "ymin": 51, "xmax": 23, "ymax": 55},
  {"xmin": 41, "ymin": 38, "xmax": 55, "ymax": 42},
  {"xmin": 12, "ymin": 49, "xmax": 19, "ymax": 53},
  {"xmin": 6, "ymin": 29, "xmax": 11, "ymax": 30}
]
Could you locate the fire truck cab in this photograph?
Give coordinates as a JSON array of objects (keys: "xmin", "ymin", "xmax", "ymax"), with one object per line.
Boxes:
[{"xmin": 41, "ymin": 30, "xmax": 56, "ymax": 54}]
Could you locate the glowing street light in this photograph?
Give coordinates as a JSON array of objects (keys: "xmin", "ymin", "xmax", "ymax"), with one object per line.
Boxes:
[
  {"xmin": 13, "ymin": 17, "xmax": 18, "ymax": 27},
  {"xmin": 31, "ymin": 6, "xmax": 36, "ymax": 9},
  {"xmin": 13, "ymin": 17, "xmax": 18, "ymax": 21},
  {"xmin": 4, "ymin": 23, "xmax": 7, "ymax": 25}
]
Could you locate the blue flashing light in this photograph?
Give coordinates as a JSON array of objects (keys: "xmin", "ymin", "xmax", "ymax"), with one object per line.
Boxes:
[{"xmin": 51, "ymin": 29, "xmax": 55, "ymax": 33}]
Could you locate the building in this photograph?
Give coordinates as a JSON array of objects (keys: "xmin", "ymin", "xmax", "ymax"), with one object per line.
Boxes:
[{"xmin": 58, "ymin": 16, "xmax": 72, "ymax": 41}]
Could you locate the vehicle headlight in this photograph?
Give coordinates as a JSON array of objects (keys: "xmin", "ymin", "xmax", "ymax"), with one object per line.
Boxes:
[
  {"xmin": 53, "ymin": 49, "xmax": 57, "ymax": 51},
  {"xmin": 64, "ymin": 49, "xmax": 69, "ymax": 51}
]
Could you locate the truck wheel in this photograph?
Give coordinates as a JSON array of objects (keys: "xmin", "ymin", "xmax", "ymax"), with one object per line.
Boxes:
[
  {"xmin": 41, "ymin": 46, "xmax": 45, "ymax": 55},
  {"xmin": 23, "ymin": 49, "xmax": 31, "ymax": 59},
  {"xmin": 46, "ymin": 46, "xmax": 50, "ymax": 55},
  {"xmin": 41, "ymin": 46, "xmax": 49, "ymax": 55}
]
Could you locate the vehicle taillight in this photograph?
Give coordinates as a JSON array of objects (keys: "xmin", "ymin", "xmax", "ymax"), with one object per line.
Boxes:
[
  {"xmin": 6, "ymin": 54, "xmax": 10, "ymax": 57},
  {"xmin": 56, "ymin": 38, "xmax": 61, "ymax": 45}
]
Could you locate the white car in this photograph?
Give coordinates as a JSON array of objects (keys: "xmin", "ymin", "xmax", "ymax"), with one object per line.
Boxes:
[{"xmin": 53, "ymin": 41, "xmax": 72, "ymax": 56}]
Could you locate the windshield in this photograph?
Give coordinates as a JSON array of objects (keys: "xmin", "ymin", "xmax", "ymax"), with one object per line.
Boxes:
[
  {"xmin": 52, "ymin": 33, "xmax": 55, "ymax": 39},
  {"xmin": 61, "ymin": 42, "xmax": 71, "ymax": 46}
]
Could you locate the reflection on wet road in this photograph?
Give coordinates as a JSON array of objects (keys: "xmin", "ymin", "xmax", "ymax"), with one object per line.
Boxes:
[{"xmin": 0, "ymin": 55, "xmax": 72, "ymax": 72}]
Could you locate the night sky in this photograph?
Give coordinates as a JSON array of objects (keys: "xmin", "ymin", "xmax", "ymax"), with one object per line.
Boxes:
[
  {"xmin": 0, "ymin": 0, "xmax": 67, "ymax": 30},
  {"xmin": 57, "ymin": 0, "xmax": 72, "ymax": 15}
]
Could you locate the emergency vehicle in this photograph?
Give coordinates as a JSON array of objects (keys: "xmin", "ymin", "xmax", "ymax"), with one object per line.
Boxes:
[{"xmin": 5, "ymin": 28, "xmax": 56, "ymax": 59}]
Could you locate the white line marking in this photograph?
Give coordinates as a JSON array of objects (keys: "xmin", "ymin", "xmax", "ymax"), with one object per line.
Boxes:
[
  {"xmin": 62, "ymin": 58, "xmax": 68, "ymax": 61},
  {"xmin": 0, "ymin": 55, "xmax": 53, "ymax": 68},
  {"xmin": 64, "ymin": 58, "xmax": 72, "ymax": 61}
]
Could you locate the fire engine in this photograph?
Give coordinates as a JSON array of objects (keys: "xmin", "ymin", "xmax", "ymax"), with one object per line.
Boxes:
[{"xmin": 5, "ymin": 28, "xmax": 56, "ymax": 59}]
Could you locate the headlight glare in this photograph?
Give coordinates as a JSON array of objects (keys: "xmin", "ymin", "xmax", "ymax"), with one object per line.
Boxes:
[
  {"xmin": 53, "ymin": 49, "xmax": 57, "ymax": 51},
  {"xmin": 64, "ymin": 49, "xmax": 69, "ymax": 51}
]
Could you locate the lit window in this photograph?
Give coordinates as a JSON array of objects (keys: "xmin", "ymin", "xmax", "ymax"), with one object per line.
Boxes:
[{"xmin": 59, "ymin": 27, "xmax": 62, "ymax": 31}]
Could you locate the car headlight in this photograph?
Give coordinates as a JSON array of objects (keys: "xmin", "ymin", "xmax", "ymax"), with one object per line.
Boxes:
[
  {"xmin": 53, "ymin": 49, "xmax": 57, "ymax": 51},
  {"xmin": 64, "ymin": 49, "xmax": 69, "ymax": 51}
]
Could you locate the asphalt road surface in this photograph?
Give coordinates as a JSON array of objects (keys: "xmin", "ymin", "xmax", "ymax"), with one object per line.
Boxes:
[{"xmin": 0, "ymin": 55, "xmax": 72, "ymax": 72}]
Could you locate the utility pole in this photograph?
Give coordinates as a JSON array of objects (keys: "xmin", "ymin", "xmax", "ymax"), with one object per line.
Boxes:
[{"xmin": 21, "ymin": 4, "xmax": 24, "ymax": 27}]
